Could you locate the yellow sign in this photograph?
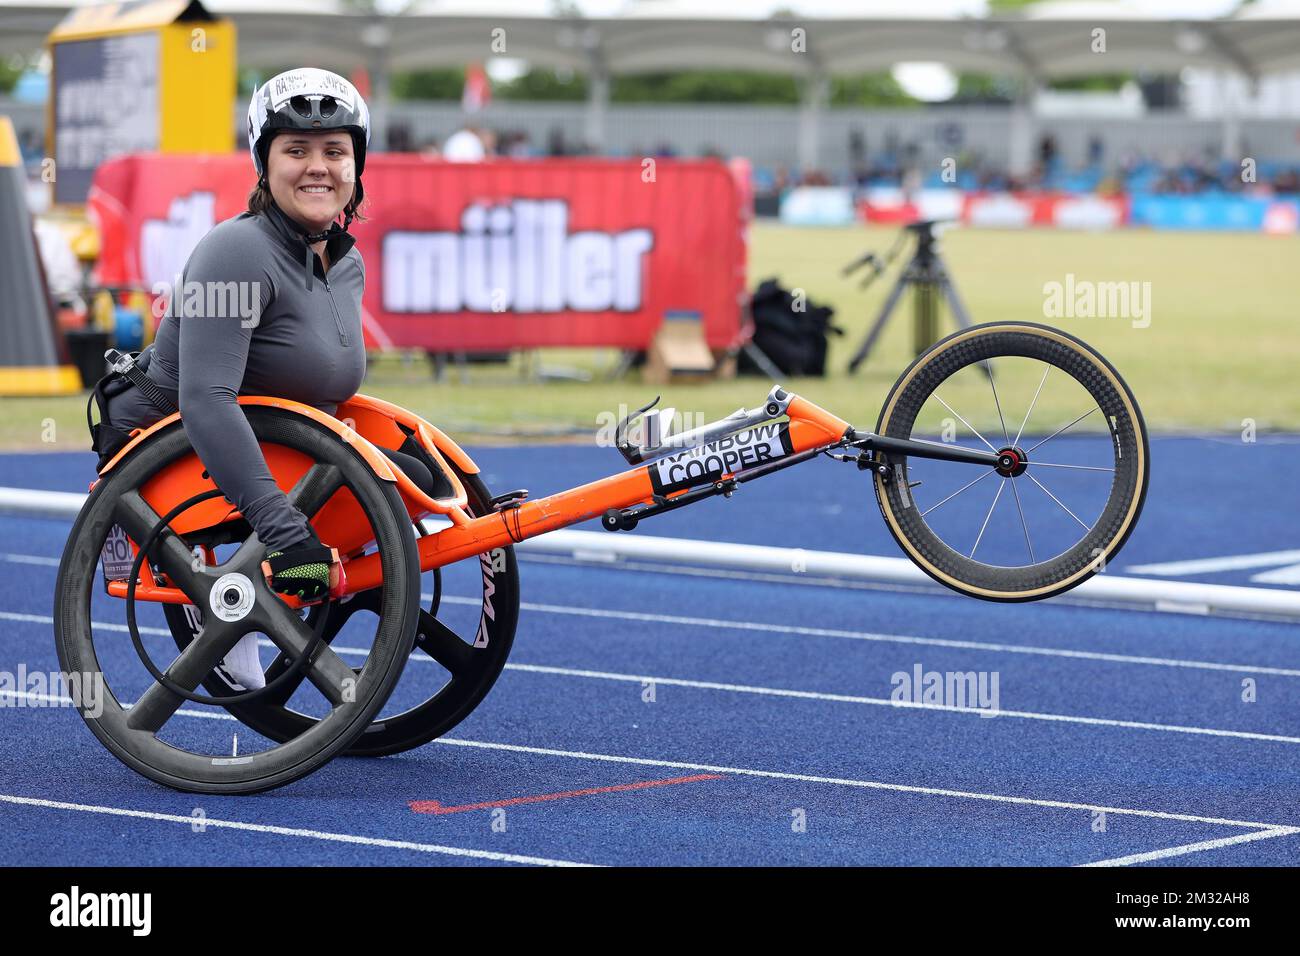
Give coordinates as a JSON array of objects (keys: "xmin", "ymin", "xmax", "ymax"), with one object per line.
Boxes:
[{"xmin": 47, "ymin": 0, "xmax": 235, "ymax": 205}]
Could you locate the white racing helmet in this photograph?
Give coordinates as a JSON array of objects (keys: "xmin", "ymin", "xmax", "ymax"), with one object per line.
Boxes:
[{"xmin": 246, "ymin": 68, "xmax": 371, "ymax": 180}]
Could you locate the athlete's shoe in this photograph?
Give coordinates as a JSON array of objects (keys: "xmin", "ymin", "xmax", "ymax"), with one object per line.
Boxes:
[{"xmin": 219, "ymin": 633, "xmax": 266, "ymax": 690}]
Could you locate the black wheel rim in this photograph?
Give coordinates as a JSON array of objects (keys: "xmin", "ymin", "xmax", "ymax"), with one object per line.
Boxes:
[
  {"xmin": 53, "ymin": 409, "xmax": 421, "ymax": 794},
  {"xmin": 874, "ymin": 323, "xmax": 1148, "ymax": 601}
]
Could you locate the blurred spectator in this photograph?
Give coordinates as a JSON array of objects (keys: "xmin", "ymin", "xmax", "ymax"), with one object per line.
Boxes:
[
  {"xmin": 1038, "ymin": 133, "xmax": 1059, "ymax": 173},
  {"xmin": 547, "ymin": 127, "xmax": 568, "ymax": 157},
  {"xmin": 387, "ymin": 123, "xmax": 414, "ymax": 152},
  {"xmin": 500, "ymin": 130, "xmax": 533, "ymax": 158},
  {"xmin": 1087, "ymin": 134, "xmax": 1105, "ymax": 166},
  {"xmin": 443, "ymin": 125, "xmax": 488, "ymax": 162}
]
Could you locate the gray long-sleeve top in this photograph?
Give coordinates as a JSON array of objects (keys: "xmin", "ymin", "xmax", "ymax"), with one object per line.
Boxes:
[{"xmin": 106, "ymin": 203, "xmax": 366, "ymax": 552}]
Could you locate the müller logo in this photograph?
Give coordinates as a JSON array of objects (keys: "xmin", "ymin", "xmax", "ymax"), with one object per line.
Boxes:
[
  {"xmin": 382, "ymin": 199, "xmax": 654, "ymax": 314},
  {"xmin": 50, "ymin": 886, "xmax": 151, "ymax": 936}
]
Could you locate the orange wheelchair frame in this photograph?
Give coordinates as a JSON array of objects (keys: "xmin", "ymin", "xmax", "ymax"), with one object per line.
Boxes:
[
  {"xmin": 95, "ymin": 387, "xmax": 861, "ymax": 608},
  {"xmin": 60, "ymin": 322, "xmax": 1149, "ymax": 794}
]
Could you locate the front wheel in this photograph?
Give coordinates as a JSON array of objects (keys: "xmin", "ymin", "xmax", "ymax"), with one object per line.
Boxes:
[{"xmin": 873, "ymin": 322, "xmax": 1149, "ymax": 602}]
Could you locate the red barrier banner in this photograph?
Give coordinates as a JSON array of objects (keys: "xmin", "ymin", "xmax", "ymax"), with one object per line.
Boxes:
[
  {"xmin": 855, "ymin": 189, "xmax": 1129, "ymax": 230},
  {"xmin": 88, "ymin": 154, "xmax": 746, "ymax": 351},
  {"xmin": 963, "ymin": 191, "xmax": 1128, "ymax": 229}
]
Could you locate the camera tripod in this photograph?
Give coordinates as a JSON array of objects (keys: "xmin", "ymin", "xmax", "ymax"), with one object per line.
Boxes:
[{"xmin": 845, "ymin": 219, "xmax": 989, "ymax": 379}]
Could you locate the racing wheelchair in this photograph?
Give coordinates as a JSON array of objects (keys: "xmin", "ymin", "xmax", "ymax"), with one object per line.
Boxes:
[{"xmin": 55, "ymin": 322, "xmax": 1148, "ymax": 794}]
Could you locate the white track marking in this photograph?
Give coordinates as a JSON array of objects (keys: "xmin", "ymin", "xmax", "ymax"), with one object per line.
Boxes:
[
  {"xmin": 1252, "ymin": 564, "xmax": 1300, "ymax": 586},
  {"xmin": 3, "ymin": 689, "xmax": 1290, "ymax": 837},
  {"xmin": 15, "ymin": 648, "xmax": 1300, "ymax": 748},
  {"xmin": 1078, "ymin": 827, "xmax": 1300, "ymax": 867},
  {"xmin": 8, "ymin": 542, "xmax": 1300, "ymax": 623},
  {"xmin": 0, "ymin": 794, "xmax": 593, "ymax": 867},
  {"xmin": 511, "ymin": 555, "xmax": 1300, "ymax": 624},
  {"xmin": 483, "ymin": 662, "xmax": 1300, "ymax": 744},
  {"xmin": 433, "ymin": 737, "xmax": 1291, "ymax": 831},
  {"xmin": 495, "ymin": 600, "xmax": 1300, "ymax": 677},
  {"xmin": 10, "ymin": 660, "xmax": 1300, "ymax": 749},
  {"xmin": 8, "ymin": 597, "xmax": 1300, "ymax": 680},
  {"xmin": 1128, "ymin": 551, "xmax": 1300, "ymax": 576},
  {"xmin": 0, "ymin": 689, "xmax": 77, "ymax": 706},
  {"xmin": 0, "ymin": 553, "xmax": 59, "ymax": 566},
  {"xmin": 439, "ymin": 599, "xmax": 1300, "ymax": 678}
]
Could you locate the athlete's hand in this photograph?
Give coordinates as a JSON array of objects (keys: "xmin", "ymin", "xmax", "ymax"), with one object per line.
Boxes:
[{"xmin": 261, "ymin": 527, "xmax": 342, "ymax": 603}]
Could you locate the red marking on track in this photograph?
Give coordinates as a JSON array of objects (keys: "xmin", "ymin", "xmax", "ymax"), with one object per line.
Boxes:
[{"xmin": 409, "ymin": 774, "xmax": 725, "ymax": 815}]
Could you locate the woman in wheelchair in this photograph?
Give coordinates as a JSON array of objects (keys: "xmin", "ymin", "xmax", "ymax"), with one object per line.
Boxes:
[{"xmin": 94, "ymin": 68, "xmax": 439, "ymax": 686}]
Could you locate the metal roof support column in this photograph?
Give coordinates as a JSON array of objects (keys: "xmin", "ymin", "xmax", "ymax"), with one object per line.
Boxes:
[
  {"xmin": 1008, "ymin": 75, "xmax": 1040, "ymax": 180},
  {"xmin": 797, "ymin": 67, "xmax": 828, "ymax": 175},
  {"xmin": 363, "ymin": 18, "xmax": 392, "ymax": 152},
  {"xmin": 585, "ymin": 39, "xmax": 608, "ymax": 153},
  {"xmin": 1219, "ymin": 70, "xmax": 1243, "ymax": 162}
]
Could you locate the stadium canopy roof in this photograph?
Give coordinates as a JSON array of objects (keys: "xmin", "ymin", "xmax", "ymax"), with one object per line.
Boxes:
[
  {"xmin": 3, "ymin": 0, "xmax": 1299, "ymax": 77},
  {"xmin": 2, "ymin": 0, "xmax": 1298, "ymax": 164}
]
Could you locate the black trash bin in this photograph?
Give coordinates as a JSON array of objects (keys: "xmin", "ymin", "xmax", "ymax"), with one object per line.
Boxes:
[{"xmin": 65, "ymin": 328, "xmax": 112, "ymax": 388}]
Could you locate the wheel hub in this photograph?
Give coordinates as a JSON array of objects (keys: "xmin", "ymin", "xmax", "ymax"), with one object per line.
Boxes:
[
  {"xmin": 210, "ymin": 572, "xmax": 255, "ymax": 622},
  {"xmin": 994, "ymin": 445, "xmax": 1029, "ymax": 478}
]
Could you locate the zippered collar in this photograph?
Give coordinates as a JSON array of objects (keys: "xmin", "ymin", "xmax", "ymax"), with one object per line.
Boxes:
[{"xmin": 258, "ymin": 201, "xmax": 357, "ymax": 291}]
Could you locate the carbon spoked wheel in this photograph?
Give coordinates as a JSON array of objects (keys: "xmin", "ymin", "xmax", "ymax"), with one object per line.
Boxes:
[
  {"xmin": 873, "ymin": 322, "xmax": 1148, "ymax": 602},
  {"xmin": 53, "ymin": 409, "xmax": 422, "ymax": 794},
  {"xmin": 162, "ymin": 465, "xmax": 519, "ymax": 756}
]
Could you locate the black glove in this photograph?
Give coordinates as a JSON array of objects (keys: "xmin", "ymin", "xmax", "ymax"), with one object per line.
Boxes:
[{"xmin": 261, "ymin": 527, "xmax": 340, "ymax": 603}]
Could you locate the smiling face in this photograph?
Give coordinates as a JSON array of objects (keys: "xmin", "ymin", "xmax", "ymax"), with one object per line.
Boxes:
[{"xmin": 265, "ymin": 130, "xmax": 356, "ymax": 233}]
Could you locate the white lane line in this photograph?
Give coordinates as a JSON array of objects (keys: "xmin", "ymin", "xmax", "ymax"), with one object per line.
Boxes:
[
  {"xmin": 14, "ymin": 645, "xmax": 1300, "ymax": 749},
  {"xmin": 475, "ymin": 599, "xmax": 1300, "ymax": 678},
  {"xmin": 434, "ymin": 737, "xmax": 1291, "ymax": 831},
  {"xmin": 0, "ymin": 689, "xmax": 77, "ymax": 706},
  {"xmin": 490, "ymin": 662, "xmax": 1300, "ymax": 745},
  {"xmin": 1, "ymin": 611, "xmax": 176, "ymax": 636},
  {"xmin": 8, "ymin": 548, "xmax": 1300, "ymax": 678},
  {"xmin": 1078, "ymin": 827, "xmax": 1300, "ymax": 867},
  {"xmin": 9, "ymin": 608, "xmax": 1300, "ymax": 744},
  {"xmin": 1252, "ymin": 564, "xmax": 1300, "ymax": 586},
  {"xmin": 3, "ymin": 689, "xmax": 1288, "ymax": 834},
  {"xmin": 14, "ymin": 599, "xmax": 1300, "ymax": 680},
  {"xmin": 1128, "ymin": 551, "xmax": 1300, "ymax": 576},
  {"xmin": 8, "ymin": 549, "xmax": 1296, "ymax": 625},
  {"xmin": 0, "ymin": 553, "xmax": 59, "ymax": 566},
  {"xmin": 0, "ymin": 793, "xmax": 595, "ymax": 867}
]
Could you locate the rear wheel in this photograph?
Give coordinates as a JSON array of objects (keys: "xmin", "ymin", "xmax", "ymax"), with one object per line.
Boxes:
[
  {"xmin": 873, "ymin": 322, "xmax": 1149, "ymax": 602},
  {"xmin": 163, "ymin": 460, "xmax": 519, "ymax": 755},
  {"xmin": 53, "ymin": 409, "xmax": 422, "ymax": 794}
]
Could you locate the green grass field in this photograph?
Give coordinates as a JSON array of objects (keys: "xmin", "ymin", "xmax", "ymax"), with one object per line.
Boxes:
[{"xmin": 3, "ymin": 224, "xmax": 1297, "ymax": 453}]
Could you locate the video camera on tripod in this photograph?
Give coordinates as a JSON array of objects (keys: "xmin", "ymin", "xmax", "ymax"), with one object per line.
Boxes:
[{"xmin": 844, "ymin": 219, "xmax": 989, "ymax": 380}]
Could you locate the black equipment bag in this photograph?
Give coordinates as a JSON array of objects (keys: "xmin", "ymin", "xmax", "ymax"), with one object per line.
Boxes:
[{"xmin": 738, "ymin": 278, "xmax": 843, "ymax": 377}]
